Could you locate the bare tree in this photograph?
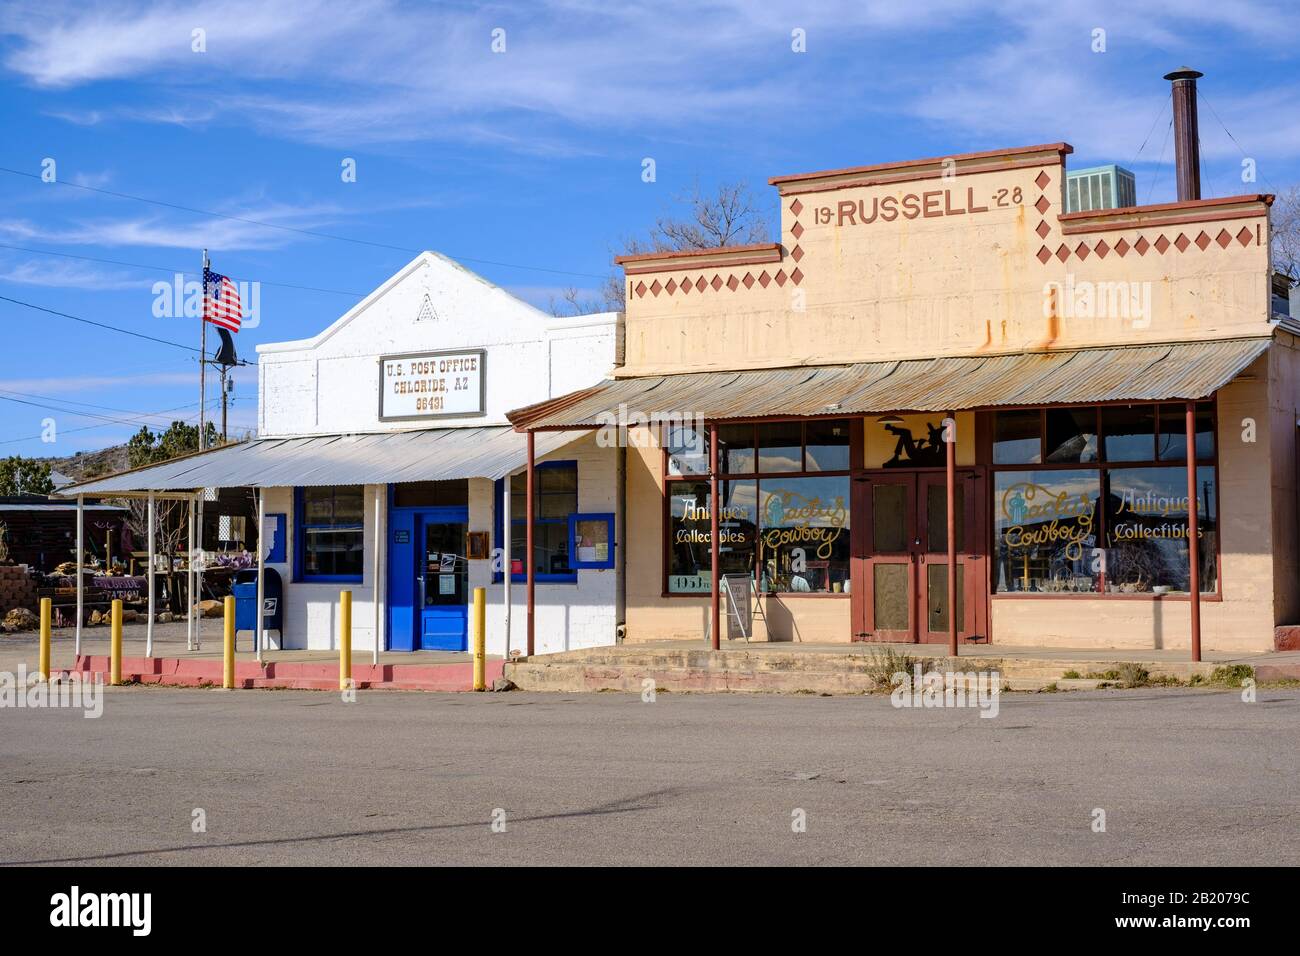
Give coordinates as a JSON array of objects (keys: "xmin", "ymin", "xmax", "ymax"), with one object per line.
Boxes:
[
  {"xmin": 548, "ymin": 180, "xmax": 772, "ymax": 316},
  {"xmin": 125, "ymin": 498, "xmax": 190, "ymax": 613},
  {"xmin": 547, "ymin": 286, "xmax": 609, "ymax": 318},
  {"xmin": 1272, "ymin": 185, "xmax": 1300, "ymax": 280}
]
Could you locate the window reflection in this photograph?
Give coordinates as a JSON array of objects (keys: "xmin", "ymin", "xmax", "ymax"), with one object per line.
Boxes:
[
  {"xmin": 994, "ymin": 470, "xmax": 1100, "ymax": 592},
  {"xmin": 758, "ymin": 476, "xmax": 850, "ymax": 594},
  {"xmin": 1104, "ymin": 466, "xmax": 1217, "ymax": 593}
]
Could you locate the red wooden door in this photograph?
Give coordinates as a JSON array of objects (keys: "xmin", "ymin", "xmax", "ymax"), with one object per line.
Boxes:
[{"xmin": 852, "ymin": 470, "xmax": 987, "ymax": 643}]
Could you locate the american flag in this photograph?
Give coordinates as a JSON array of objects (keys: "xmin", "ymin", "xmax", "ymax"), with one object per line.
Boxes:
[{"xmin": 202, "ymin": 267, "xmax": 243, "ymax": 332}]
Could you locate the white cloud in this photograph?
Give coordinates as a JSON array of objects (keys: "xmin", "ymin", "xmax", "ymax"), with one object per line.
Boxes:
[
  {"xmin": 4, "ymin": 0, "xmax": 1299, "ymax": 165},
  {"xmin": 0, "ymin": 197, "xmax": 342, "ymax": 252},
  {"xmin": 0, "ymin": 257, "xmax": 142, "ymax": 290}
]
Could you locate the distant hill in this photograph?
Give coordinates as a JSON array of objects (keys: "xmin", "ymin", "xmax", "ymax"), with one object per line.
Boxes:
[{"xmin": 41, "ymin": 444, "xmax": 131, "ymax": 482}]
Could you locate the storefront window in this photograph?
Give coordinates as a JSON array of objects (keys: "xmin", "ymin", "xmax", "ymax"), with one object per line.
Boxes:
[
  {"xmin": 994, "ymin": 470, "xmax": 1100, "ymax": 593},
  {"xmin": 1101, "ymin": 406, "xmax": 1156, "ymax": 462},
  {"xmin": 664, "ymin": 422, "xmax": 708, "ymax": 476},
  {"xmin": 993, "ymin": 410, "xmax": 1041, "ymax": 464},
  {"xmin": 805, "ymin": 419, "xmax": 852, "ymax": 471},
  {"xmin": 757, "ymin": 422, "xmax": 803, "ymax": 472},
  {"xmin": 715, "ymin": 423, "xmax": 756, "ymax": 474},
  {"xmin": 666, "ymin": 479, "xmax": 756, "ymax": 593},
  {"xmin": 664, "ymin": 420, "xmax": 854, "ymax": 594},
  {"xmin": 297, "ymin": 485, "xmax": 365, "ymax": 580},
  {"xmin": 1103, "ymin": 466, "xmax": 1217, "ymax": 593},
  {"xmin": 757, "ymin": 476, "xmax": 850, "ymax": 593},
  {"xmin": 504, "ymin": 462, "xmax": 579, "ymax": 580},
  {"xmin": 1045, "ymin": 408, "xmax": 1099, "ymax": 463},
  {"xmin": 1157, "ymin": 403, "xmax": 1215, "ymax": 462}
]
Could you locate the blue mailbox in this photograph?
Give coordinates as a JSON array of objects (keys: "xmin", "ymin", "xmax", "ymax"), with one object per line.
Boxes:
[{"xmin": 232, "ymin": 567, "xmax": 283, "ymax": 646}]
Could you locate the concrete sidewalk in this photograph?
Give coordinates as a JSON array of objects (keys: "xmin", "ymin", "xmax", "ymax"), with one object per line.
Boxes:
[{"xmin": 506, "ymin": 639, "xmax": 1300, "ymax": 694}]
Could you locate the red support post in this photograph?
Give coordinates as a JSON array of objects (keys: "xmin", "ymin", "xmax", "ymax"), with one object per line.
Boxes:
[
  {"xmin": 946, "ymin": 412, "xmax": 958, "ymax": 658},
  {"xmin": 1186, "ymin": 402, "xmax": 1202, "ymax": 662},
  {"xmin": 709, "ymin": 422, "xmax": 721, "ymax": 651},
  {"xmin": 526, "ymin": 429, "xmax": 536, "ymax": 658}
]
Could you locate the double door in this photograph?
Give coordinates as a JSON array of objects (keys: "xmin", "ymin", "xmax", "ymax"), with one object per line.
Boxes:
[{"xmin": 851, "ymin": 470, "xmax": 986, "ymax": 644}]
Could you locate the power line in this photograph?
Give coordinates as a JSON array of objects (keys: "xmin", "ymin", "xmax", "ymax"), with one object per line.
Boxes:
[
  {"xmin": 0, "ymin": 293, "xmax": 215, "ymax": 356},
  {"xmin": 0, "ymin": 399, "xmax": 211, "ymax": 446},
  {"xmin": 0, "ymin": 241, "xmax": 369, "ymax": 298},
  {"xmin": 0, "ymin": 392, "xmax": 192, "ymax": 428},
  {"xmin": 1145, "ymin": 115, "xmax": 1175, "ymax": 205},
  {"xmin": 0, "ymin": 164, "xmax": 609, "ymax": 281},
  {"xmin": 0, "ymin": 385, "xmax": 202, "ymax": 421},
  {"xmin": 1127, "ymin": 90, "xmax": 1170, "ymax": 171},
  {"xmin": 1198, "ymin": 90, "xmax": 1281, "ymax": 196}
]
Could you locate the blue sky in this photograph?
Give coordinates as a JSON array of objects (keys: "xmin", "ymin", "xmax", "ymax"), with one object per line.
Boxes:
[{"xmin": 1, "ymin": 0, "xmax": 1297, "ymax": 459}]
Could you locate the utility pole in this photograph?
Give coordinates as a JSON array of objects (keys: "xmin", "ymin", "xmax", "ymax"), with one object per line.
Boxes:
[
  {"xmin": 220, "ymin": 367, "xmax": 229, "ymax": 443},
  {"xmin": 200, "ymin": 248, "xmax": 209, "ymax": 451}
]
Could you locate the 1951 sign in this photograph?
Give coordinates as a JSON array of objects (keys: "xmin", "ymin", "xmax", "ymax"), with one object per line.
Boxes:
[{"xmin": 379, "ymin": 349, "xmax": 486, "ymax": 421}]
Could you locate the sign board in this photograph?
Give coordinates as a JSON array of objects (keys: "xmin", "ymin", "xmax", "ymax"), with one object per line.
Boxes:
[
  {"xmin": 721, "ymin": 573, "xmax": 754, "ymax": 641},
  {"xmin": 379, "ymin": 349, "xmax": 486, "ymax": 421},
  {"xmin": 262, "ymin": 513, "xmax": 286, "ymax": 563}
]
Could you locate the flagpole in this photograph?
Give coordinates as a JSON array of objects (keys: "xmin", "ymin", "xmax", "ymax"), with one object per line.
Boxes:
[{"xmin": 200, "ymin": 248, "xmax": 209, "ymax": 452}]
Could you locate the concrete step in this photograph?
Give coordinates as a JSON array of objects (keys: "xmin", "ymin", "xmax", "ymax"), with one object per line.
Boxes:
[{"xmin": 506, "ymin": 654, "xmax": 1230, "ymax": 696}]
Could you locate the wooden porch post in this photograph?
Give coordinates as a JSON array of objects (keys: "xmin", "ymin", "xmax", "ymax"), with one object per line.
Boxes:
[
  {"xmin": 946, "ymin": 412, "xmax": 958, "ymax": 657},
  {"xmin": 526, "ymin": 430, "xmax": 536, "ymax": 657},
  {"xmin": 146, "ymin": 491, "xmax": 156, "ymax": 658},
  {"xmin": 1186, "ymin": 401, "xmax": 1202, "ymax": 662},
  {"xmin": 75, "ymin": 494, "xmax": 84, "ymax": 656},
  {"xmin": 710, "ymin": 422, "xmax": 720, "ymax": 650}
]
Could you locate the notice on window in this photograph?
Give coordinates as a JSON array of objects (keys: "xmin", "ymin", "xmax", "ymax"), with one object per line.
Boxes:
[
  {"xmin": 438, "ymin": 574, "xmax": 456, "ymax": 595},
  {"xmin": 574, "ymin": 518, "xmax": 610, "ymax": 563},
  {"xmin": 380, "ymin": 349, "xmax": 485, "ymax": 420}
]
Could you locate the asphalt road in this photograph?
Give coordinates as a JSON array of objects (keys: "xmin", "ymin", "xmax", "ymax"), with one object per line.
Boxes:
[{"xmin": 1, "ymin": 685, "xmax": 1296, "ymax": 866}]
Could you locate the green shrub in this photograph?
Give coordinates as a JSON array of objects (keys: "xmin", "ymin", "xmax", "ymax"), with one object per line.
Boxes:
[
  {"xmin": 1209, "ymin": 664, "xmax": 1254, "ymax": 686},
  {"xmin": 1116, "ymin": 662, "xmax": 1151, "ymax": 688}
]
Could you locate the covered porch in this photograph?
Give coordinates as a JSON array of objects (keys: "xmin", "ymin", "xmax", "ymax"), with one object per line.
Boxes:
[{"xmin": 508, "ymin": 335, "xmax": 1275, "ymax": 662}]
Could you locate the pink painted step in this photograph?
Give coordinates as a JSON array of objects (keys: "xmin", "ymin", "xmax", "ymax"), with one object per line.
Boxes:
[{"xmin": 66, "ymin": 655, "xmax": 503, "ymax": 693}]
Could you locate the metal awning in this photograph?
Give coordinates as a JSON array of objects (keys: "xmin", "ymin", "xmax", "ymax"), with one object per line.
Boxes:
[
  {"xmin": 507, "ymin": 337, "xmax": 1273, "ymax": 429},
  {"xmin": 55, "ymin": 426, "xmax": 587, "ymax": 497}
]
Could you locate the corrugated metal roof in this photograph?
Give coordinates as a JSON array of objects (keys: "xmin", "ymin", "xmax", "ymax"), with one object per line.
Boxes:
[
  {"xmin": 55, "ymin": 426, "xmax": 587, "ymax": 497},
  {"xmin": 507, "ymin": 337, "xmax": 1273, "ymax": 429}
]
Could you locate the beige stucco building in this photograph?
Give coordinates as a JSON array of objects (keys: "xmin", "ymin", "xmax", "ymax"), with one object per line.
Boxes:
[{"xmin": 511, "ymin": 139, "xmax": 1300, "ymax": 656}]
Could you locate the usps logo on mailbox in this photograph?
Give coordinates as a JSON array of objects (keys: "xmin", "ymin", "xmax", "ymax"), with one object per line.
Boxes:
[{"xmin": 263, "ymin": 598, "xmax": 278, "ymax": 615}]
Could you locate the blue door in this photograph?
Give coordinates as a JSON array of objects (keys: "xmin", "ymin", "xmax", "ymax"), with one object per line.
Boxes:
[{"xmin": 417, "ymin": 508, "xmax": 469, "ymax": 651}]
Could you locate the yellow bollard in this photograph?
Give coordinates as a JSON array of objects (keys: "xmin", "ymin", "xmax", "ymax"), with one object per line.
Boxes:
[
  {"xmin": 339, "ymin": 590, "xmax": 352, "ymax": 690},
  {"xmin": 223, "ymin": 595, "xmax": 235, "ymax": 689},
  {"xmin": 38, "ymin": 597, "xmax": 51, "ymax": 681},
  {"xmin": 473, "ymin": 586, "xmax": 486, "ymax": 691},
  {"xmin": 110, "ymin": 599, "xmax": 123, "ymax": 686}
]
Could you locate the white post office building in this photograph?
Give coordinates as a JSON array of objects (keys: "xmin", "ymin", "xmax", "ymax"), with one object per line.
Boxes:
[{"xmin": 64, "ymin": 252, "xmax": 623, "ymax": 657}]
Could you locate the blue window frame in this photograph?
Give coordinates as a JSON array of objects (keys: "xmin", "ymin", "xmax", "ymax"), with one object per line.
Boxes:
[
  {"xmin": 569, "ymin": 513, "xmax": 615, "ymax": 569},
  {"xmin": 493, "ymin": 460, "xmax": 578, "ymax": 584},
  {"xmin": 294, "ymin": 486, "xmax": 365, "ymax": 583}
]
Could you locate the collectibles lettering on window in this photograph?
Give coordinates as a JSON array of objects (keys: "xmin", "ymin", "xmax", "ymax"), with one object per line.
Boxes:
[
  {"xmin": 379, "ymin": 349, "xmax": 486, "ymax": 420},
  {"xmin": 810, "ymin": 185, "xmax": 1021, "ymax": 228},
  {"xmin": 1111, "ymin": 489, "xmax": 1205, "ymax": 542}
]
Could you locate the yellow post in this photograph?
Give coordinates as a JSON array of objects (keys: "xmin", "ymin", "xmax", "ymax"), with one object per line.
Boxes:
[
  {"xmin": 339, "ymin": 590, "xmax": 352, "ymax": 690},
  {"xmin": 223, "ymin": 595, "xmax": 235, "ymax": 689},
  {"xmin": 38, "ymin": 597, "xmax": 52, "ymax": 681},
  {"xmin": 109, "ymin": 599, "xmax": 123, "ymax": 686},
  {"xmin": 473, "ymin": 586, "xmax": 486, "ymax": 691}
]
